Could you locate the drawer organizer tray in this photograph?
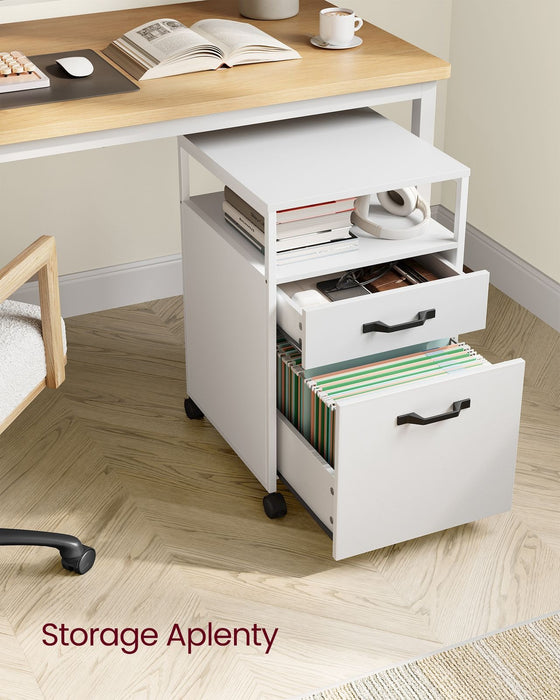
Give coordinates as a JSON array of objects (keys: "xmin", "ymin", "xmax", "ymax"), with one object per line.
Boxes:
[{"xmin": 277, "ymin": 254, "xmax": 489, "ymax": 368}]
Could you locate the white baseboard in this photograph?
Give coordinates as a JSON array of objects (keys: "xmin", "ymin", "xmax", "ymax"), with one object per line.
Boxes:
[
  {"xmin": 433, "ymin": 205, "xmax": 560, "ymax": 332},
  {"xmin": 12, "ymin": 218, "xmax": 560, "ymax": 332},
  {"xmin": 12, "ymin": 254, "xmax": 183, "ymax": 318}
]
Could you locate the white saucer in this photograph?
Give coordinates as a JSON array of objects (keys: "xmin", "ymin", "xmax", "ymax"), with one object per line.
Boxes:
[{"xmin": 310, "ymin": 35, "xmax": 363, "ymax": 50}]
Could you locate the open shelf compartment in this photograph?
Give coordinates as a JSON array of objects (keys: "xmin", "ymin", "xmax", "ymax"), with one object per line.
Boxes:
[{"xmin": 184, "ymin": 192, "xmax": 459, "ymax": 284}]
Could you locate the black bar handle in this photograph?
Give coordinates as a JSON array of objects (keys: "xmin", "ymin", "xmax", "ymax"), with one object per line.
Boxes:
[
  {"xmin": 397, "ymin": 398, "xmax": 471, "ymax": 426},
  {"xmin": 363, "ymin": 308, "xmax": 436, "ymax": 334}
]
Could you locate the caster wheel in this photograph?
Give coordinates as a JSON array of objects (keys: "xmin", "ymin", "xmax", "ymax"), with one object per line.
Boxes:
[
  {"xmin": 263, "ymin": 492, "xmax": 287, "ymax": 519},
  {"xmin": 61, "ymin": 546, "xmax": 96, "ymax": 575},
  {"xmin": 184, "ymin": 398, "xmax": 204, "ymax": 420}
]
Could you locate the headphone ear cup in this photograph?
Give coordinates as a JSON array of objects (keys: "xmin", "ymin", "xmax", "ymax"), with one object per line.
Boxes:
[{"xmin": 378, "ymin": 188, "xmax": 417, "ymax": 217}]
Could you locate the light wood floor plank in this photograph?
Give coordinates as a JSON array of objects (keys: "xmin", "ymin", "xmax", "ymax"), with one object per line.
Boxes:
[{"xmin": 0, "ymin": 612, "xmax": 43, "ymax": 700}]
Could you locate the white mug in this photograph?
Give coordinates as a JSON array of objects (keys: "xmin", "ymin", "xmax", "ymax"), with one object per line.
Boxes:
[{"xmin": 319, "ymin": 7, "xmax": 363, "ymax": 46}]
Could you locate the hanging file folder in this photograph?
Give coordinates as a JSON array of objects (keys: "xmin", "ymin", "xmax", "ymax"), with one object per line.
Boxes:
[{"xmin": 277, "ymin": 337, "xmax": 487, "ymax": 469}]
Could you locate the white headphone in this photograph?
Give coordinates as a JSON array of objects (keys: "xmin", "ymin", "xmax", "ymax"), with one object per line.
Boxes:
[{"xmin": 351, "ymin": 187, "xmax": 430, "ymax": 240}]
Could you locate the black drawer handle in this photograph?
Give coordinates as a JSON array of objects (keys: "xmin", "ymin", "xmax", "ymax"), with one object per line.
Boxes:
[
  {"xmin": 397, "ymin": 398, "xmax": 471, "ymax": 426},
  {"xmin": 363, "ymin": 309, "xmax": 436, "ymax": 334}
]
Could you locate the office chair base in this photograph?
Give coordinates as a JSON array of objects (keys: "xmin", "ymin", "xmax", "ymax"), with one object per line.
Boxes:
[
  {"xmin": 0, "ymin": 529, "xmax": 96, "ymax": 574},
  {"xmin": 61, "ymin": 546, "xmax": 96, "ymax": 574}
]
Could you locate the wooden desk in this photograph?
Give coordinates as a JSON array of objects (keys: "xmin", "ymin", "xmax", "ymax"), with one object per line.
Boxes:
[{"xmin": 1, "ymin": 0, "xmax": 449, "ymax": 162}]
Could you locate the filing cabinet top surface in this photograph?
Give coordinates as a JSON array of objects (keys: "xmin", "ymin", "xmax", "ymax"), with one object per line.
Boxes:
[{"xmin": 183, "ymin": 109, "xmax": 469, "ymax": 210}]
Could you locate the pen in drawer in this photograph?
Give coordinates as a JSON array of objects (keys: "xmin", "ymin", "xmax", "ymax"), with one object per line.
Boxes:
[{"xmin": 391, "ymin": 263, "xmax": 421, "ymax": 285}]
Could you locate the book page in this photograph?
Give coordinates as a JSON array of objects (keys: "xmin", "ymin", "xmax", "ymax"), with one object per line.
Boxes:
[
  {"xmin": 121, "ymin": 18, "xmax": 219, "ymax": 65},
  {"xmin": 191, "ymin": 18, "xmax": 297, "ymax": 56}
]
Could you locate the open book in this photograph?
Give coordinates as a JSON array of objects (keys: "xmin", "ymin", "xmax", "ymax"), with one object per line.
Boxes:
[{"xmin": 103, "ymin": 18, "xmax": 301, "ymax": 80}]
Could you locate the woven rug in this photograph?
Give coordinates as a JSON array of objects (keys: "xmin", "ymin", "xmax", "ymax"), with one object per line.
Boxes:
[{"xmin": 303, "ymin": 612, "xmax": 560, "ymax": 700}]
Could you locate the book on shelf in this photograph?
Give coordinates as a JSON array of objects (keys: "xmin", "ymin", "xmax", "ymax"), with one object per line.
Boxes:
[
  {"xmin": 224, "ymin": 213, "xmax": 266, "ymax": 253},
  {"xmin": 224, "ymin": 213, "xmax": 358, "ymax": 261},
  {"xmin": 224, "ymin": 186, "xmax": 356, "ymax": 227},
  {"xmin": 277, "ymin": 228, "xmax": 354, "ymax": 251},
  {"xmin": 225, "ymin": 212, "xmax": 354, "ymax": 251},
  {"xmin": 103, "ymin": 18, "xmax": 301, "ymax": 80},
  {"xmin": 276, "ymin": 234, "xmax": 358, "ymax": 264},
  {"xmin": 223, "ymin": 200, "xmax": 353, "ymax": 242},
  {"xmin": 276, "ymin": 210, "xmax": 353, "ymax": 238}
]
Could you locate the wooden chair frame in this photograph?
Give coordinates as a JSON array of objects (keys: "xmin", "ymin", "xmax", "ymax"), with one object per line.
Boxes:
[
  {"xmin": 0, "ymin": 235, "xmax": 65, "ymax": 433},
  {"xmin": 0, "ymin": 237, "xmax": 95, "ymax": 574}
]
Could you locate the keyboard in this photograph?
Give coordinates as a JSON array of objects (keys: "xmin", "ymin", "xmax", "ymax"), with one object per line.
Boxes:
[{"xmin": 0, "ymin": 51, "xmax": 50, "ymax": 94}]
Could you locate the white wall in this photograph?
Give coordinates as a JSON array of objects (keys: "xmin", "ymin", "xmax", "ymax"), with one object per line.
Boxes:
[
  {"xmin": 339, "ymin": 0, "xmax": 452, "ymax": 208},
  {"xmin": 442, "ymin": 0, "xmax": 560, "ymax": 282},
  {"xmin": 346, "ymin": 0, "xmax": 451, "ymax": 138},
  {"xmin": 0, "ymin": 140, "xmax": 181, "ymax": 273}
]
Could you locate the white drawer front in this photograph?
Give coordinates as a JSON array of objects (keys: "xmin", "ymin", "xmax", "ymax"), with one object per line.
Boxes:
[
  {"xmin": 279, "ymin": 267, "xmax": 489, "ymax": 369},
  {"xmin": 277, "ymin": 412, "xmax": 334, "ymax": 530},
  {"xmin": 332, "ymin": 358, "xmax": 525, "ymax": 560}
]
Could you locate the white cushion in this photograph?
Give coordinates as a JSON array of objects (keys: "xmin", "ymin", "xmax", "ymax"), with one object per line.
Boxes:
[{"xmin": 0, "ymin": 299, "xmax": 66, "ymax": 425}]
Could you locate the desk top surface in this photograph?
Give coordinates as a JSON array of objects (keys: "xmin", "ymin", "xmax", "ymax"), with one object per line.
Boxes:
[{"xmin": 1, "ymin": 0, "xmax": 450, "ymax": 148}]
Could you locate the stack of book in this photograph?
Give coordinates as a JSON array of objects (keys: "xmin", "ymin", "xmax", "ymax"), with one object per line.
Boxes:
[{"xmin": 223, "ymin": 187, "xmax": 359, "ymax": 263}]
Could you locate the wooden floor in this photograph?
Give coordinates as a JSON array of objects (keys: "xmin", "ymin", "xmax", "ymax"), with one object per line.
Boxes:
[{"xmin": 1, "ymin": 287, "xmax": 558, "ymax": 699}]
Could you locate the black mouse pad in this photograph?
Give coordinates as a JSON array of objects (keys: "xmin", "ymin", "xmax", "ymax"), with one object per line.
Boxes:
[{"xmin": 0, "ymin": 49, "xmax": 139, "ymax": 110}]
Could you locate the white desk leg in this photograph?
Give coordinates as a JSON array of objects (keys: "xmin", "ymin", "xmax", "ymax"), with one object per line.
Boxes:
[
  {"xmin": 411, "ymin": 82, "xmax": 437, "ymax": 206},
  {"xmin": 177, "ymin": 136, "xmax": 191, "ymax": 203}
]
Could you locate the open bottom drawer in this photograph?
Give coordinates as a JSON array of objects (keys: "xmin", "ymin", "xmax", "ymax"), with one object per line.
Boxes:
[{"xmin": 277, "ymin": 356, "xmax": 525, "ymax": 560}]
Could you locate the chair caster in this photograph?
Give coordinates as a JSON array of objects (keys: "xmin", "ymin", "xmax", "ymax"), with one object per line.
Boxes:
[
  {"xmin": 0, "ymin": 529, "xmax": 96, "ymax": 575},
  {"xmin": 184, "ymin": 398, "xmax": 204, "ymax": 420},
  {"xmin": 61, "ymin": 546, "xmax": 96, "ymax": 575},
  {"xmin": 263, "ymin": 492, "xmax": 287, "ymax": 519}
]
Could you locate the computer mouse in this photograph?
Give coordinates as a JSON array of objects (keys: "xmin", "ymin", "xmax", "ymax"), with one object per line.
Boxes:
[{"xmin": 56, "ymin": 56, "xmax": 94, "ymax": 78}]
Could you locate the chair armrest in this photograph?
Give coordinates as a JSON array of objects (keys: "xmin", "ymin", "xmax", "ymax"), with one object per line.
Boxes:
[{"xmin": 0, "ymin": 236, "xmax": 65, "ymax": 389}]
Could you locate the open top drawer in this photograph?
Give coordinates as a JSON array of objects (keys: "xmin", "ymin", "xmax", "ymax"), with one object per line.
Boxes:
[{"xmin": 277, "ymin": 254, "xmax": 489, "ymax": 368}]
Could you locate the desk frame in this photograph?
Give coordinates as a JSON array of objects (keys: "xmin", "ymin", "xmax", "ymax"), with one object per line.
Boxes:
[{"xmin": 0, "ymin": 81, "xmax": 436, "ymax": 164}]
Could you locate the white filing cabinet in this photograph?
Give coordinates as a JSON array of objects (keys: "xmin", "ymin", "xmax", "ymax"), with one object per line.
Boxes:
[{"xmin": 178, "ymin": 109, "xmax": 524, "ymax": 560}]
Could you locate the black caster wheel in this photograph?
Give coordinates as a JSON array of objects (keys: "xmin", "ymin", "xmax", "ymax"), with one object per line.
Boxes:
[
  {"xmin": 184, "ymin": 397, "xmax": 204, "ymax": 420},
  {"xmin": 61, "ymin": 546, "xmax": 96, "ymax": 575},
  {"xmin": 263, "ymin": 492, "xmax": 287, "ymax": 519}
]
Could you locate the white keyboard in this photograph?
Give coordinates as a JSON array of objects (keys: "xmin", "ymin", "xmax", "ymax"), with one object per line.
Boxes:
[{"xmin": 0, "ymin": 51, "xmax": 50, "ymax": 94}]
